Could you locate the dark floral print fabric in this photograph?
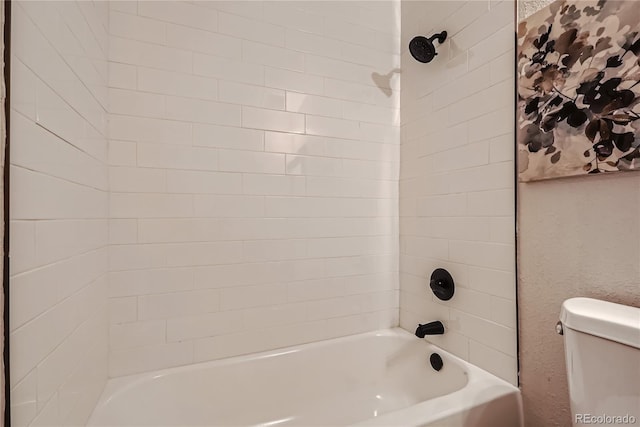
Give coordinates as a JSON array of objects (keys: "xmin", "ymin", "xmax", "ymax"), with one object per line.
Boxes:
[{"xmin": 517, "ymin": 0, "xmax": 640, "ymax": 181}]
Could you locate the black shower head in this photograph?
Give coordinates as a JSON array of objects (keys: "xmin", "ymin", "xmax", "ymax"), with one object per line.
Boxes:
[{"xmin": 409, "ymin": 31, "xmax": 447, "ymax": 63}]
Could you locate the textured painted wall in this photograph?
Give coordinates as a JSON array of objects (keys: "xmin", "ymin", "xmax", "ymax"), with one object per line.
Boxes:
[
  {"xmin": 517, "ymin": 1, "xmax": 640, "ymax": 426},
  {"xmin": 518, "ymin": 0, "xmax": 553, "ymax": 20},
  {"xmin": 519, "ymin": 174, "xmax": 640, "ymax": 427}
]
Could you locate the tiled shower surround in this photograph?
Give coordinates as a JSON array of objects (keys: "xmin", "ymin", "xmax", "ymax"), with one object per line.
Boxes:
[
  {"xmin": 9, "ymin": 1, "xmax": 516, "ymax": 425},
  {"xmin": 10, "ymin": 1, "xmax": 110, "ymax": 425},
  {"xmin": 400, "ymin": 0, "xmax": 517, "ymax": 383},
  {"xmin": 106, "ymin": 0, "xmax": 401, "ymax": 377}
]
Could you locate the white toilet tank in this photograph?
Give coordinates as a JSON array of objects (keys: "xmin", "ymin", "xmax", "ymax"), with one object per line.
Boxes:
[{"xmin": 560, "ymin": 297, "xmax": 640, "ymax": 427}]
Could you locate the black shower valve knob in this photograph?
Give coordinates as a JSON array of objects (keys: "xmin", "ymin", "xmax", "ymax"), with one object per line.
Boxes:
[{"xmin": 429, "ymin": 268, "xmax": 455, "ymax": 301}]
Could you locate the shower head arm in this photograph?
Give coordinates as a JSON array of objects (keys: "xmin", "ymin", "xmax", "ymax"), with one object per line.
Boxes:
[{"xmin": 427, "ymin": 31, "xmax": 448, "ymax": 45}]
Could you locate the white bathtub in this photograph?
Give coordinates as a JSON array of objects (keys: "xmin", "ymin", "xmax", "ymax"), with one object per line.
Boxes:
[{"xmin": 88, "ymin": 329, "xmax": 522, "ymax": 427}]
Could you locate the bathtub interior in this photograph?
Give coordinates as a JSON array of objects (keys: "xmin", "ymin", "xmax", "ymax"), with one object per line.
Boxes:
[
  {"xmin": 89, "ymin": 330, "xmax": 474, "ymax": 426},
  {"xmin": 90, "ymin": 332, "xmax": 467, "ymax": 426}
]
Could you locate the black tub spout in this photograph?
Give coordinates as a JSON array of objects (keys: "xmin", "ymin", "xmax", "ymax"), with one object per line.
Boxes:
[{"xmin": 415, "ymin": 321, "xmax": 445, "ymax": 338}]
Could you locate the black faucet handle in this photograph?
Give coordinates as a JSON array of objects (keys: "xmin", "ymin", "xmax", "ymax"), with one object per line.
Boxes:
[{"xmin": 429, "ymin": 268, "xmax": 455, "ymax": 301}]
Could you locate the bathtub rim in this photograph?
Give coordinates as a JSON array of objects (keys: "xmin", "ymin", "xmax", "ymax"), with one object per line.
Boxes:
[{"xmin": 98, "ymin": 328, "xmax": 460, "ymax": 398}]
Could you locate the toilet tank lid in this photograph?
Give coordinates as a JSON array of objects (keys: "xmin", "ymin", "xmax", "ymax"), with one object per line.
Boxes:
[{"xmin": 560, "ymin": 298, "xmax": 640, "ymax": 349}]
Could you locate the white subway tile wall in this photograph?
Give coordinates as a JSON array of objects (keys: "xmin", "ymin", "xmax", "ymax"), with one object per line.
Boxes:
[
  {"xmin": 400, "ymin": 0, "xmax": 517, "ymax": 384},
  {"xmin": 107, "ymin": 0, "xmax": 401, "ymax": 377},
  {"xmin": 9, "ymin": 2, "xmax": 519, "ymax": 420},
  {"xmin": 10, "ymin": 1, "xmax": 109, "ymax": 426}
]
